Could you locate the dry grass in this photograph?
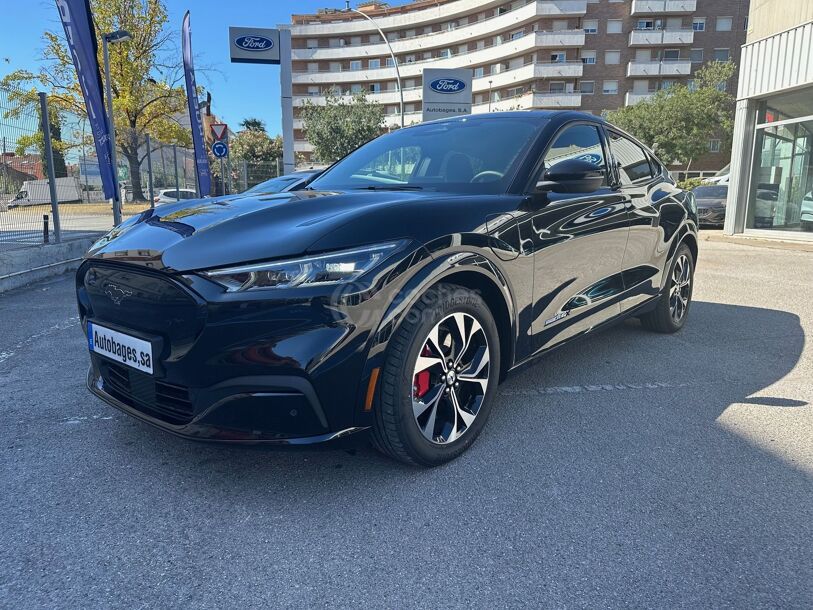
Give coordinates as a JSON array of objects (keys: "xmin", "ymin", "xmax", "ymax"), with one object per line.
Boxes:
[{"xmin": 1, "ymin": 201, "xmax": 153, "ymax": 217}]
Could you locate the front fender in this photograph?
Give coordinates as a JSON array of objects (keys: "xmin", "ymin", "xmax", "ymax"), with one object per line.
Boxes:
[{"xmin": 352, "ymin": 244, "xmax": 517, "ymax": 427}]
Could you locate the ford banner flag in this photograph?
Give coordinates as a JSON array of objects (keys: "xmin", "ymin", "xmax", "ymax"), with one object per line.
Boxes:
[
  {"xmin": 55, "ymin": 0, "xmax": 116, "ymax": 200},
  {"xmin": 182, "ymin": 11, "xmax": 212, "ymax": 197}
]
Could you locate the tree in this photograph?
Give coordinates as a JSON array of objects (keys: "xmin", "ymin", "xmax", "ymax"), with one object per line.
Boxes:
[
  {"xmin": 2, "ymin": 0, "xmax": 191, "ymax": 201},
  {"xmin": 605, "ymin": 61, "xmax": 737, "ymax": 170},
  {"xmin": 300, "ymin": 91, "xmax": 384, "ymax": 162},
  {"xmin": 239, "ymin": 117, "xmax": 266, "ymax": 132}
]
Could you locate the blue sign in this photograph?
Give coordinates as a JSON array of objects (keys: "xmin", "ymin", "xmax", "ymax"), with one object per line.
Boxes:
[
  {"xmin": 55, "ymin": 0, "xmax": 116, "ymax": 200},
  {"xmin": 182, "ymin": 11, "xmax": 212, "ymax": 197},
  {"xmin": 234, "ymin": 35, "xmax": 274, "ymax": 52},
  {"xmin": 429, "ymin": 78, "xmax": 467, "ymax": 94},
  {"xmin": 212, "ymin": 141, "xmax": 229, "ymax": 159},
  {"xmin": 576, "ymin": 153, "xmax": 602, "ymax": 166}
]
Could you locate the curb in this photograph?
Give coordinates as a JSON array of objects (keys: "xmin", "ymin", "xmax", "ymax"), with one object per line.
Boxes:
[
  {"xmin": 0, "ymin": 238, "xmax": 95, "ymax": 293},
  {"xmin": 701, "ymin": 231, "xmax": 813, "ymax": 253}
]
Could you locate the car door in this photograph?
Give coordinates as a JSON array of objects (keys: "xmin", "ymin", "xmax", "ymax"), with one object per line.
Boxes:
[
  {"xmin": 604, "ymin": 129, "xmax": 672, "ymax": 312},
  {"xmin": 523, "ymin": 121, "xmax": 630, "ymax": 353}
]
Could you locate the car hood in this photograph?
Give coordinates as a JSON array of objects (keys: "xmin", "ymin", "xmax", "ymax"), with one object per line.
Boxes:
[{"xmin": 84, "ymin": 189, "xmax": 437, "ymax": 272}]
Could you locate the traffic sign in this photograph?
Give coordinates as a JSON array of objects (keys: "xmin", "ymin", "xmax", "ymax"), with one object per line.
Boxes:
[
  {"xmin": 210, "ymin": 123, "xmax": 228, "ymax": 141},
  {"xmin": 211, "ymin": 141, "xmax": 229, "ymax": 158}
]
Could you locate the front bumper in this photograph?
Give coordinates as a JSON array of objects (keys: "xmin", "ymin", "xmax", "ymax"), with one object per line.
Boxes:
[
  {"xmin": 87, "ymin": 360, "xmax": 368, "ymax": 444},
  {"xmin": 76, "ymin": 259, "xmax": 403, "ymax": 443}
]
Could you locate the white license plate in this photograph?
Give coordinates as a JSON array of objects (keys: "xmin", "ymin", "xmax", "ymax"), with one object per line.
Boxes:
[{"xmin": 88, "ymin": 322, "xmax": 154, "ymax": 374}]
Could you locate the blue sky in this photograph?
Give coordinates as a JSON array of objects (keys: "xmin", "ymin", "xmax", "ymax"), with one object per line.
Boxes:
[{"xmin": 0, "ymin": 0, "xmax": 373, "ymax": 136}]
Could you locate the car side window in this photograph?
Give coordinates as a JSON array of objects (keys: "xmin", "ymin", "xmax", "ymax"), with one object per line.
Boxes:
[
  {"xmin": 608, "ymin": 131, "xmax": 654, "ymax": 185},
  {"xmin": 542, "ymin": 124, "xmax": 609, "ymax": 187}
]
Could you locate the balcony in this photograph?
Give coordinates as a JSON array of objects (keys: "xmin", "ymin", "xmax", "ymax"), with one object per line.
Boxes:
[
  {"xmin": 292, "ymin": 1, "xmax": 587, "ymax": 61},
  {"xmin": 290, "ymin": 0, "xmax": 587, "ymax": 37},
  {"xmin": 629, "ymin": 28, "xmax": 694, "ymax": 46},
  {"xmin": 292, "ymin": 30, "xmax": 586, "ymax": 84},
  {"xmin": 472, "ymin": 91, "xmax": 582, "ymax": 113},
  {"xmin": 474, "ymin": 61, "xmax": 583, "ymax": 91},
  {"xmin": 630, "ymin": 0, "xmax": 697, "ymax": 15},
  {"xmin": 627, "ymin": 60, "xmax": 692, "ymax": 77},
  {"xmin": 625, "ymin": 91, "xmax": 655, "ymax": 105}
]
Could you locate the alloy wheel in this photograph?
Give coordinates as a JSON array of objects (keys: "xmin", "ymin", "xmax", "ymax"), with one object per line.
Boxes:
[
  {"xmin": 411, "ymin": 312, "xmax": 490, "ymax": 445},
  {"xmin": 669, "ymin": 254, "xmax": 691, "ymax": 323}
]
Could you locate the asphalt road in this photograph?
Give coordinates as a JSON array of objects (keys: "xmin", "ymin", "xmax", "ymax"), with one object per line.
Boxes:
[{"xmin": 1, "ymin": 238, "xmax": 811, "ymax": 608}]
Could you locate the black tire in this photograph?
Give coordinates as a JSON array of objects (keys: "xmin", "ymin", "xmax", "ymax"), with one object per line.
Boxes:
[
  {"xmin": 371, "ymin": 283, "xmax": 501, "ymax": 466},
  {"xmin": 640, "ymin": 243, "xmax": 694, "ymax": 333}
]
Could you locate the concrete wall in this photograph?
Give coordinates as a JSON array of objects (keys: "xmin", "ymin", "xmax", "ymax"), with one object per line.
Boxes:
[
  {"xmin": 747, "ymin": 0, "xmax": 813, "ymax": 42},
  {"xmin": 0, "ymin": 239, "xmax": 94, "ymax": 293}
]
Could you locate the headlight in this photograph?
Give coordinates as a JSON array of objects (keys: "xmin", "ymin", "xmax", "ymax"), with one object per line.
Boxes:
[{"xmin": 201, "ymin": 242, "xmax": 402, "ymax": 292}]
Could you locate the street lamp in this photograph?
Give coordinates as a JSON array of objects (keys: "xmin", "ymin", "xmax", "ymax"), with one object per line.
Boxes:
[
  {"xmin": 102, "ymin": 29, "xmax": 131, "ymax": 225},
  {"xmin": 488, "ymin": 80, "xmax": 493, "ymax": 112},
  {"xmin": 344, "ymin": 1, "xmax": 404, "ymax": 128}
]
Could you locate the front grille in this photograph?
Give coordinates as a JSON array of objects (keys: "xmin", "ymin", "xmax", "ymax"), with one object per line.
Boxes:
[{"xmin": 100, "ymin": 360, "xmax": 194, "ymax": 425}]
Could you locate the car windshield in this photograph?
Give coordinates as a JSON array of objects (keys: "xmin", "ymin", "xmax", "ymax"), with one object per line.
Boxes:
[
  {"xmin": 693, "ymin": 185, "xmax": 728, "ymax": 198},
  {"xmin": 309, "ymin": 116, "xmax": 547, "ymax": 194},
  {"xmin": 246, "ymin": 175, "xmax": 302, "ymax": 194}
]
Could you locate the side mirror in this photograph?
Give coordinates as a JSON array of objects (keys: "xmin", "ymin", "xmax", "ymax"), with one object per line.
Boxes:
[{"xmin": 536, "ymin": 158, "xmax": 605, "ymax": 194}]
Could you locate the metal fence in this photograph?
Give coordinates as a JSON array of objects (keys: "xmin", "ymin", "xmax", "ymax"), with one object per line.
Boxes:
[{"xmin": 0, "ymin": 84, "xmax": 282, "ymax": 252}]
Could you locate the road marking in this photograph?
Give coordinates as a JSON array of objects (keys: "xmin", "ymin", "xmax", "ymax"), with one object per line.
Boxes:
[
  {"xmin": 61, "ymin": 414, "xmax": 115, "ymax": 425},
  {"xmin": 0, "ymin": 316, "xmax": 80, "ymax": 365},
  {"xmin": 502, "ymin": 379, "xmax": 705, "ymax": 397}
]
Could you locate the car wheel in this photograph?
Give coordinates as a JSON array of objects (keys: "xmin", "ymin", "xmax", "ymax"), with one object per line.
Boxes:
[
  {"xmin": 372, "ymin": 283, "xmax": 500, "ymax": 466},
  {"xmin": 640, "ymin": 243, "xmax": 694, "ymax": 334}
]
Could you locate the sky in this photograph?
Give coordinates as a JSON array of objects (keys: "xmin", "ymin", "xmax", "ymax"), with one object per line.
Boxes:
[{"xmin": 0, "ymin": 0, "xmax": 366, "ymax": 136}]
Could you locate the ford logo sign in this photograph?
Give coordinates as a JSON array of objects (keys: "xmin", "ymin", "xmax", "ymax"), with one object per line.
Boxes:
[
  {"xmin": 429, "ymin": 78, "xmax": 466, "ymax": 94},
  {"xmin": 234, "ymin": 35, "xmax": 274, "ymax": 52}
]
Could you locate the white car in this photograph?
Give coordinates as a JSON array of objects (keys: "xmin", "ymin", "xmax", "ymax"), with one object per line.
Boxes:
[
  {"xmin": 801, "ymin": 191, "xmax": 813, "ymax": 231},
  {"xmin": 153, "ymin": 188, "xmax": 198, "ymax": 205}
]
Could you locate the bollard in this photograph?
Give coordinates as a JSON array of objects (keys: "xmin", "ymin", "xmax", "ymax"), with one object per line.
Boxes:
[{"xmin": 43, "ymin": 214, "xmax": 49, "ymax": 244}]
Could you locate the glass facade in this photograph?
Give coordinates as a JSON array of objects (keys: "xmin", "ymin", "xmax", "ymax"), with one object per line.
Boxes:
[{"xmin": 745, "ymin": 89, "xmax": 813, "ymax": 233}]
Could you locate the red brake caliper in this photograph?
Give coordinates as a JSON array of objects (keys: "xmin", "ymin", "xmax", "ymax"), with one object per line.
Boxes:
[{"xmin": 413, "ymin": 346, "xmax": 431, "ymax": 398}]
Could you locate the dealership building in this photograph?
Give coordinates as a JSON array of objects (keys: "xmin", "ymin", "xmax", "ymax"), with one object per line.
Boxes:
[
  {"xmin": 287, "ymin": 0, "xmax": 749, "ymax": 169},
  {"xmin": 724, "ymin": 1, "xmax": 813, "ymax": 238}
]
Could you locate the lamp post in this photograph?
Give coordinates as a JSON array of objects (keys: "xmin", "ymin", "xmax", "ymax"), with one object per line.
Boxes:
[
  {"xmin": 488, "ymin": 80, "xmax": 493, "ymax": 112},
  {"xmin": 102, "ymin": 29, "xmax": 131, "ymax": 225},
  {"xmin": 344, "ymin": 1, "xmax": 404, "ymax": 128}
]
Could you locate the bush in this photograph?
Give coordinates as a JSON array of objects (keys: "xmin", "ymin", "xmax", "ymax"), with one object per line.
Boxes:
[{"xmin": 677, "ymin": 177, "xmax": 706, "ymax": 191}]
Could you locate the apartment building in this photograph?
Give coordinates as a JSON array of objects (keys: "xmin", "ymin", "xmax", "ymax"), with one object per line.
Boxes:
[{"xmin": 288, "ymin": 0, "xmax": 750, "ymax": 168}]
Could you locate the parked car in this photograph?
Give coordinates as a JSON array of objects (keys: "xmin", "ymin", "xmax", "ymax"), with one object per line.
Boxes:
[
  {"xmin": 753, "ymin": 188, "xmax": 778, "ymax": 228},
  {"xmin": 244, "ymin": 170, "xmax": 322, "ymax": 194},
  {"xmin": 703, "ymin": 163, "xmax": 730, "ymax": 185},
  {"xmin": 153, "ymin": 188, "xmax": 198, "ymax": 205},
  {"xmin": 801, "ymin": 191, "xmax": 813, "ymax": 231},
  {"xmin": 692, "ymin": 184, "xmax": 728, "ymax": 227},
  {"xmin": 78, "ymin": 111, "xmax": 699, "ymax": 466}
]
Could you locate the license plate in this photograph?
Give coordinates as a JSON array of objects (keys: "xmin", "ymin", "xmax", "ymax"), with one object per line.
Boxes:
[{"xmin": 88, "ymin": 322, "xmax": 153, "ymax": 374}]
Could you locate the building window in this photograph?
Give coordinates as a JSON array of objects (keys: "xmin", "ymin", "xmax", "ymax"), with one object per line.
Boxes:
[
  {"xmin": 511, "ymin": 30, "xmax": 524, "ymax": 41},
  {"xmin": 350, "ymin": 60, "xmax": 362, "ymax": 71},
  {"xmin": 306, "ymin": 39, "xmax": 318, "ymax": 49},
  {"xmin": 692, "ymin": 17, "xmax": 706, "ymax": 31},
  {"xmin": 637, "ymin": 19, "xmax": 655, "ymax": 30},
  {"xmin": 580, "ymin": 81, "xmax": 595, "ymax": 94},
  {"xmin": 474, "ymin": 66, "xmax": 485, "ymax": 78},
  {"xmin": 583, "ymin": 19, "xmax": 598, "ymax": 34},
  {"xmin": 439, "ymin": 48, "xmax": 452, "ymax": 58},
  {"xmin": 405, "ymin": 55, "xmax": 415, "ymax": 63},
  {"xmin": 603, "ymin": 80, "xmax": 619, "ymax": 94},
  {"xmin": 550, "ymin": 81, "xmax": 566, "ymax": 94},
  {"xmin": 605, "ymin": 50, "xmax": 621, "ymax": 65},
  {"xmin": 716, "ymin": 16, "xmax": 733, "ymax": 32},
  {"xmin": 708, "ymin": 139, "xmax": 721, "ymax": 153},
  {"xmin": 307, "ymin": 62, "xmax": 318, "ymax": 73},
  {"xmin": 369, "ymin": 83, "xmax": 381, "ymax": 93},
  {"xmin": 687, "ymin": 79, "xmax": 697, "ymax": 91},
  {"xmin": 714, "ymin": 48, "xmax": 731, "ymax": 62},
  {"xmin": 607, "ymin": 20, "xmax": 623, "ymax": 34},
  {"xmin": 690, "ymin": 48, "xmax": 704, "ymax": 63},
  {"xmin": 350, "ymin": 84, "xmax": 362, "ymax": 94},
  {"xmin": 369, "ymin": 59, "xmax": 380, "ymax": 69},
  {"xmin": 744, "ymin": 16, "xmax": 749, "ymax": 30},
  {"xmin": 550, "ymin": 52, "xmax": 566, "ymax": 63},
  {"xmin": 386, "ymin": 57, "xmax": 395, "ymax": 68},
  {"xmin": 307, "ymin": 86, "xmax": 319, "ymax": 96},
  {"xmin": 581, "ymin": 50, "xmax": 596, "ymax": 64},
  {"xmin": 662, "ymin": 49, "xmax": 680, "ymax": 61}
]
